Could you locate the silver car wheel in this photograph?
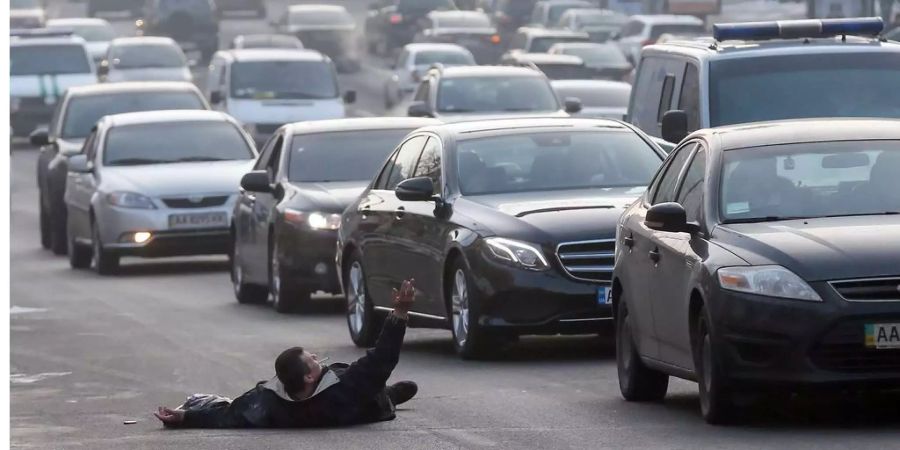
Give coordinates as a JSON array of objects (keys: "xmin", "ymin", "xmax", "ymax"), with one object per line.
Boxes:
[
  {"xmin": 452, "ymin": 269, "xmax": 469, "ymax": 347},
  {"xmin": 347, "ymin": 262, "xmax": 365, "ymax": 336}
]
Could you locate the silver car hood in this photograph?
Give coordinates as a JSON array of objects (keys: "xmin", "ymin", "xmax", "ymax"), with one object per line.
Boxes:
[{"xmin": 100, "ymin": 160, "xmax": 254, "ymax": 198}]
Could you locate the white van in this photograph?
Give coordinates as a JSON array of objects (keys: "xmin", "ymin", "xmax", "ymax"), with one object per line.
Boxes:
[{"xmin": 205, "ymin": 49, "xmax": 355, "ymax": 146}]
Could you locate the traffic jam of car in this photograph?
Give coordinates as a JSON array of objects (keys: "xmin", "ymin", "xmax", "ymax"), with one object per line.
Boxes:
[{"xmin": 10, "ymin": 0, "xmax": 900, "ymax": 427}]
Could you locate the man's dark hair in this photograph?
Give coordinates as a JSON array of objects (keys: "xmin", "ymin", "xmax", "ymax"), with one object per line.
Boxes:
[{"xmin": 275, "ymin": 347, "xmax": 309, "ymax": 396}]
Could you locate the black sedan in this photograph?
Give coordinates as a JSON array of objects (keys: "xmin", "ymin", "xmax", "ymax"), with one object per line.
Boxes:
[
  {"xmin": 337, "ymin": 118, "xmax": 666, "ymax": 358},
  {"xmin": 613, "ymin": 118, "xmax": 900, "ymax": 424},
  {"xmin": 231, "ymin": 118, "xmax": 439, "ymax": 313}
]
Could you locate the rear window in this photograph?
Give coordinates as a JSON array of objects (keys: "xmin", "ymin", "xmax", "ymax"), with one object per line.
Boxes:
[
  {"xmin": 230, "ymin": 60, "xmax": 338, "ymax": 99},
  {"xmin": 62, "ymin": 91, "xmax": 206, "ymax": 139},
  {"xmin": 104, "ymin": 121, "xmax": 253, "ymax": 166},
  {"xmin": 11, "ymin": 0, "xmax": 40, "ymax": 7},
  {"xmin": 413, "ymin": 50, "xmax": 474, "ymax": 66},
  {"xmin": 437, "ymin": 75, "xmax": 559, "ymax": 113},
  {"xmin": 288, "ymin": 129, "xmax": 415, "ymax": 182},
  {"xmin": 398, "ymin": 0, "xmax": 456, "ymax": 13},
  {"xmin": 650, "ymin": 24, "xmax": 705, "ymax": 40},
  {"xmin": 10, "ymin": 45, "xmax": 91, "ymax": 75},
  {"xmin": 111, "ymin": 43, "xmax": 185, "ymax": 68},
  {"xmin": 548, "ymin": 3, "xmax": 589, "ymax": 24},
  {"xmin": 289, "ymin": 8, "xmax": 354, "ymax": 26},
  {"xmin": 559, "ymin": 44, "xmax": 627, "ymax": 65},
  {"xmin": 159, "ymin": 0, "xmax": 212, "ymax": 14}
]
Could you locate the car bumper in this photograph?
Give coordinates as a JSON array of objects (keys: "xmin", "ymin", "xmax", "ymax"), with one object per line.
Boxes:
[
  {"xmin": 276, "ymin": 225, "xmax": 341, "ymax": 294},
  {"xmin": 712, "ymin": 284, "xmax": 900, "ymax": 388}
]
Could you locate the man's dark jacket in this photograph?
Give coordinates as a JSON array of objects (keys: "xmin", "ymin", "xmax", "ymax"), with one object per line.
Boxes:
[{"xmin": 175, "ymin": 314, "xmax": 407, "ymax": 428}]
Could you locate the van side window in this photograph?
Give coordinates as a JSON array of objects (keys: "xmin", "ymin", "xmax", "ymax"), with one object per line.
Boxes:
[
  {"xmin": 630, "ymin": 57, "xmax": 663, "ymax": 132},
  {"xmin": 679, "ymin": 64, "xmax": 701, "ymax": 132},
  {"xmin": 657, "ymin": 74, "xmax": 676, "ymax": 124}
]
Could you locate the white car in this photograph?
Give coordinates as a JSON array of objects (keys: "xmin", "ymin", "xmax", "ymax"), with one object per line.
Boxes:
[
  {"xmin": 384, "ymin": 43, "xmax": 475, "ymax": 109},
  {"xmin": 613, "ymin": 15, "xmax": 705, "ymax": 64},
  {"xmin": 230, "ymin": 34, "xmax": 304, "ymax": 50},
  {"xmin": 551, "ymin": 79, "xmax": 630, "ymax": 119},
  {"xmin": 65, "ymin": 110, "xmax": 257, "ymax": 274},
  {"xmin": 10, "ymin": 0, "xmax": 45, "ymax": 29},
  {"xmin": 101, "ymin": 37, "xmax": 192, "ymax": 83},
  {"xmin": 46, "ymin": 18, "xmax": 116, "ymax": 64}
]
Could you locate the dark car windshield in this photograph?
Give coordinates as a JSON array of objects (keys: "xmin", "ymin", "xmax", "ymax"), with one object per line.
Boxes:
[
  {"xmin": 11, "ymin": 45, "xmax": 91, "ymax": 75},
  {"xmin": 104, "ymin": 121, "xmax": 253, "ymax": 166},
  {"xmin": 457, "ymin": 130, "xmax": 662, "ymax": 195},
  {"xmin": 710, "ymin": 53, "xmax": 900, "ymax": 126},
  {"xmin": 530, "ymin": 36, "xmax": 589, "ymax": 52},
  {"xmin": 721, "ymin": 141, "xmax": 900, "ymax": 222},
  {"xmin": 414, "ymin": 50, "xmax": 474, "ymax": 66},
  {"xmin": 111, "ymin": 43, "xmax": 185, "ymax": 68},
  {"xmin": 230, "ymin": 60, "xmax": 338, "ymax": 99},
  {"xmin": 437, "ymin": 75, "xmax": 559, "ymax": 113},
  {"xmin": 288, "ymin": 129, "xmax": 414, "ymax": 182},
  {"xmin": 62, "ymin": 92, "xmax": 205, "ymax": 139}
]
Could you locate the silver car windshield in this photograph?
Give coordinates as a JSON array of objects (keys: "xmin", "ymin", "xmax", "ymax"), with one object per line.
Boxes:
[
  {"xmin": 721, "ymin": 141, "xmax": 900, "ymax": 223},
  {"xmin": 103, "ymin": 121, "xmax": 253, "ymax": 166}
]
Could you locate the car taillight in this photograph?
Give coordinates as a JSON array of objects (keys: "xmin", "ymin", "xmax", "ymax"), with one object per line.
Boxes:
[
  {"xmin": 490, "ymin": 34, "xmax": 501, "ymax": 44},
  {"xmin": 390, "ymin": 13, "xmax": 403, "ymax": 24}
]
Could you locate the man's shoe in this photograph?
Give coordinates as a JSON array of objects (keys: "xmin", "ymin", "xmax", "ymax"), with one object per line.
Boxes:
[{"xmin": 386, "ymin": 381, "xmax": 418, "ymax": 406}]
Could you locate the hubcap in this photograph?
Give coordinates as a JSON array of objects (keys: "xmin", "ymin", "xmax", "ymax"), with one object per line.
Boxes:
[
  {"xmin": 451, "ymin": 269, "xmax": 469, "ymax": 346},
  {"xmin": 347, "ymin": 262, "xmax": 365, "ymax": 336}
]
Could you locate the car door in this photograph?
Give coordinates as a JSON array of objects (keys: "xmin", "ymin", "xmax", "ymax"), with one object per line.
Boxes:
[
  {"xmin": 240, "ymin": 133, "xmax": 282, "ymax": 283},
  {"xmin": 651, "ymin": 142, "xmax": 706, "ymax": 369},
  {"xmin": 66, "ymin": 129, "xmax": 100, "ymax": 240},
  {"xmin": 623, "ymin": 142, "xmax": 696, "ymax": 360}
]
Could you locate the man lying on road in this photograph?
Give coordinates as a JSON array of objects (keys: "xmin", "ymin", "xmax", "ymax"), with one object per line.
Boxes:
[{"xmin": 154, "ymin": 279, "xmax": 419, "ymax": 428}]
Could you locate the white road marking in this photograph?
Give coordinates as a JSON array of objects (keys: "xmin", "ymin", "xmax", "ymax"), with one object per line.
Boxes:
[{"xmin": 11, "ymin": 372, "xmax": 72, "ymax": 385}]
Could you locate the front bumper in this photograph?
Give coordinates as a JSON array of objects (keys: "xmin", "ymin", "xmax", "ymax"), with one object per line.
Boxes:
[
  {"xmin": 713, "ymin": 282, "xmax": 900, "ymax": 388},
  {"xmin": 276, "ymin": 225, "xmax": 341, "ymax": 294}
]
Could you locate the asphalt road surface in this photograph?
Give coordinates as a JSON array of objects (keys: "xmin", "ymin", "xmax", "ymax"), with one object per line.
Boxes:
[{"xmin": 11, "ymin": 1, "xmax": 900, "ymax": 449}]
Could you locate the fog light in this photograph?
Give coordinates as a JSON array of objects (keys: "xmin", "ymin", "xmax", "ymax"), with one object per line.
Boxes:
[
  {"xmin": 314, "ymin": 263, "xmax": 328, "ymax": 275},
  {"xmin": 133, "ymin": 232, "xmax": 152, "ymax": 244}
]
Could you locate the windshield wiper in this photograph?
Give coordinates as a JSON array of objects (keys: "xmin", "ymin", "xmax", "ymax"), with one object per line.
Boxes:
[
  {"xmin": 722, "ymin": 216, "xmax": 811, "ymax": 224},
  {"xmin": 108, "ymin": 158, "xmax": 160, "ymax": 166},
  {"xmin": 173, "ymin": 156, "xmax": 228, "ymax": 162},
  {"xmin": 816, "ymin": 211, "xmax": 900, "ymax": 219}
]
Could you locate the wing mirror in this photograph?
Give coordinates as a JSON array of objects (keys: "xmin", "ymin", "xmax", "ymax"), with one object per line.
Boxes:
[
  {"xmin": 645, "ymin": 202, "xmax": 700, "ymax": 233},
  {"xmin": 396, "ymin": 176, "xmax": 435, "ymax": 201},
  {"xmin": 68, "ymin": 154, "xmax": 92, "ymax": 173},
  {"xmin": 240, "ymin": 170, "xmax": 273, "ymax": 193},
  {"xmin": 29, "ymin": 127, "xmax": 50, "ymax": 147},
  {"xmin": 564, "ymin": 97, "xmax": 582, "ymax": 114},
  {"xmin": 210, "ymin": 91, "xmax": 223, "ymax": 104},
  {"xmin": 407, "ymin": 101, "xmax": 432, "ymax": 117},
  {"xmin": 343, "ymin": 90, "xmax": 357, "ymax": 104},
  {"xmin": 661, "ymin": 110, "xmax": 688, "ymax": 144}
]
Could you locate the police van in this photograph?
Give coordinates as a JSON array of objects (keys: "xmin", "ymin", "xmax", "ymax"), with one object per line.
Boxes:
[
  {"xmin": 11, "ymin": 30, "xmax": 97, "ymax": 137},
  {"xmin": 626, "ymin": 17, "xmax": 900, "ymax": 144}
]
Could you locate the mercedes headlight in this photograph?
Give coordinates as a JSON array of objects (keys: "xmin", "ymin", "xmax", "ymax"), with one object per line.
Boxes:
[
  {"xmin": 106, "ymin": 191, "xmax": 156, "ymax": 209},
  {"xmin": 717, "ymin": 265, "xmax": 821, "ymax": 302},
  {"xmin": 484, "ymin": 237, "xmax": 549, "ymax": 271},
  {"xmin": 284, "ymin": 209, "xmax": 341, "ymax": 230}
]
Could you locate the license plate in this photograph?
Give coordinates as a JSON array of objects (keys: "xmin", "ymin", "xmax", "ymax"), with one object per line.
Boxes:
[
  {"xmin": 865, "ymin": 323, "xmax": 900, "ymax": 349},
  {"xmin": 597, "ymin": 286, "xmax": 611, "ymax": 305},
  {"xmin": 168, "ymin": 212, "xmax": 227, "ymax": 229}
]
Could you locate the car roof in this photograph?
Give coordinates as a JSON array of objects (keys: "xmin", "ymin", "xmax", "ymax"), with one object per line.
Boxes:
[
  {"xmin": 519, "ymin": 27, "xmax": 590, "ymax": 38},
  {"xmin": 695, "ymin": 119, "xmax": 900, "ymax": 151},
  {"xmin": 643, "ymin": 36, "xmax": 900, "ymax": 61},
  {"xmin": 46, "ymin": 18, "xmax": 110, "ymax": 27},
  {"xmin": 551, "ymin": 41, "xmax": 617, "ymax": 49},
  {"xmin": 551, "ymin": 79, "xmax": 631, "ymax": 91},
  {"xmin": 428, "ymin": 10, "xmax": 489, "ymax": 19},
  {"xmin": 110, "ymin": 36, "xmax": 178, "ymax": 47},
  {"xmin": 285, "ymin": 117, "xmax": 441, "ymax": 135},
  {"xmin": 562, "ymin": 8, "xmax": 625, "ymax": 17},
  {"xmin": 509, "ymin": 53, "xmax": 583, "ymax": 64},
  {"xmin": 288, "ymin": 4, "xmax": 349, "ymax": 13},
  {"xmin": 439, "ymin": 65, "xmax": 545, "ymax": 77},
  {"xmin": 223, "ymin": 48, "xmax": 326, "ymax": 62},
  {"xmin": 422, "ymin": 117, "xmax": 632, "ymax": 138},
  {"xmin": 403, "ymin": 43, "xmax": 471, "ymax": 54},
  {"xmin": 628, "ymin": 14, "xmax": 705, "ymax": 25},
  {"xmin": 66, "ymin": 81, "xmax": 201, "ymax": 97},
  {"xmin": 102, "ymin": 110, "xmax": 232, "ymax": 128}
]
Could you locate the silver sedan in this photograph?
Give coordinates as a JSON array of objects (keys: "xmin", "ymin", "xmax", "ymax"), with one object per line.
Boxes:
[{"xmin": 64, "ymin": 110, "xmax": 257, "ymax": 274}]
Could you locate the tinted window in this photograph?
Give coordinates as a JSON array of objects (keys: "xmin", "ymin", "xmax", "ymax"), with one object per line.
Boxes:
[
  {"xmin": 457, "ymin": 130, "xmax": 662, "ymax": 195},
  {"xmin": 413, "ymin": 137, "xmax": 442, "ymax": 194},
  {"xmin": 649, "ymin": 24, "xmax": 705, "ymax": 40},
  {"xmin": 288, "ymin": 129, "xmax": 416, "ymax": 182},
  {"xmin": 10, "ymin": 45, "xmax": 91, "ymax": 75},
  {"xmin": 710, "ymin": 54, "xmax": 900, "ymax": 126},
  {"xmin": 536, "ymin": 63, "xmax": 593, "ymax": 80},
  {"xmin": 159, "ymin": 0, "xmax": 212, "ymax": 13},
  {"xmin": 62, "ymin": 92, "xmax": 205, "ymax": 139},
  {"xmin": 384, "ymin": 136, "xmax": 428, "ymax": 190},
  {"xmin": 530, "ymin": 36, "xmax": 589, "ymax": 52},
  {"xmin": 558, "ymin": 44, "xmax": 627, "ymax": 65},
  {"xmin": 103, "ymin": 121, "xmax": 253, "ymax": 166},
  {"xmin": 721, "ymin": 141, "xmax": 900, "ymax": 222},
  {"xmin": 289, "ymin": 8, "xmax": 354, "ymax": 26},
  {"xmin": 679, "ymin": 64, "xmax": 701, "ymax": 132},
  {"xmin": 574, "ymin": 12, "xmax": 627, "ymax": 26},
  {"xmin": 652, "ymin": 143, "xmax": 694, "ymax": 204},
  {"xmin": 552, "ymin": 83, "xmax": 630, "ymax": 107},
  {"xmin": 676, "ymin": 146, "xmax": 705, "ymax": 222},
  {"xmin": 230, "ymin": 61, "xmax": 338, "ymax": 99},
  {"xmin": 434, "ymin": 14, "xmax": 491, "ymax": 28},
  {"xmin": 437, "ymin": 76, "xmax": 559, "ymax": 113},
  {"xmin": 111, "ymin": 43, "xmax": 185, "ymax": 68},
  {"xmin": 413, "ymin": 50, "xmax": 475, "ymax": 66}
]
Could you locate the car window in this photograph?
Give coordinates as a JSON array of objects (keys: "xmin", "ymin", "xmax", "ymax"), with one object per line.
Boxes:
[
  {"xmin": 529, "ymin": 36, "xmax": 588, "ymax": 52},
  {"xmin": 630, "ymin": 57, "xmax": 685, "ymax": 137},
  {"xmin": 83, "ymin": 129, "xmax": 98, "ymax": 161},
  {"xmin": 288, "ymin": 129, "xmax": 416, "ymax": 182},
  {"xmin": 254, "ymin": 133, "xmax": 280, "ymax": 170},
  {"xmin": 413, "ymin": 50, "xmax": 475, "ymax": 66},
  {"xmin": 110, "ymin": 43, "xmax": 185, "ymax": 69},
  {"xmin": 413, "ymin": 137, "xmax": 442, "ymax": 194},
  {"xmin": 676, "ymin": 144, "xmax": 705, "ymax": 223},
  {"xmin": 374, "ymin": 151, "xmax": 399, "ymax": 190},
  {"xmin": 10, "ymin": 45, "xmax": 91, "ymax": 75},
  {"xmin": 61, "ymin": 91, "xmax": 206, "ymax": 139},
  {"xmin": 657, "ymin": 74, "xmax": 676, "ymax": 123},
  {"xmin": 103, "ymin": 121, "xmax": 254, "ymax": 166},
  {"xmin": 437, "ymin": 76, "xmax": 559, "ymax": 113},
  {"xmin": 230, "ymin": 61, "xmax": 338, "ymax": 99},
  {"xmin": 266, "ymin": 135, "xmax": 284, "ymax": 182},
  {"xmin": 679, "ymin": 63, "xmax": 701, "ymax": 132},
  {"xmin": 651, "ymin": 143, "xmax": 695, "ymax": 204},
  {"xmin": 385, "ymin": 135, "xmax": 428, "ymax": 190},
  {"xmin": 434, "ymin": 14, "xmax": 491, "ymax": 28}
]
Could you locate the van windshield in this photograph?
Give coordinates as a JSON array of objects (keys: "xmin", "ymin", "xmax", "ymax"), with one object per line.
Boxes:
[
  {"xmin": 709, "ymin": 53, "xmax": 900, "ymax": 126},
  {"xmin": 11, "ymin": 45, "xmax": 91, "ymax": 75},
  {"xmin": 230, "ymin": 60, "xmax": 338, "ymax": 99}
]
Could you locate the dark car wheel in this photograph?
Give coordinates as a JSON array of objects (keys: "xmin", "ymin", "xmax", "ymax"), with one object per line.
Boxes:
[
  {"xmin": 345, "ymin": 251, "xmax": 382, "ymax": 347},
  {"xmin": 91, "ymin": 221, "xmax": 119, "ymax": 275},
  {"xmin": 50, "ymin": 212, "xmax": 68, "ymax": 256},
  {"xmin": 617, "ymin": 296, "xmax": 669, "ymax": 401},
  {"xmin": 694, "ymin": 305, "xmax": 734, "ymax": 424},
  {"xmin": 39, "ymin": 197, "xmax": 51, "ymax": 250},
  {"xmin": 448, "ymin": 258, "xmax": 496, "ymax": 360},
  {"xmin": 67, "ymin": 227, "xmax": 91, "ymax": 270},
  {"xmin": 270, "ymin": 238, "xmax": 309, "ymax": 314},
  {"xmin": 231, "ymin": 237, "xmax": 268, "ymax": 304}
]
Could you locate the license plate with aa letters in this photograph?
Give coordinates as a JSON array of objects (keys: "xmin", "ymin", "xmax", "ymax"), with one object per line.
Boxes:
[
  {"xmin": 168, "ymin": 212, "xmax": 227, "ymax": 229},
  {"xmin": 865, "ymin": 323, "xmax": 900, "ymax": 349}
]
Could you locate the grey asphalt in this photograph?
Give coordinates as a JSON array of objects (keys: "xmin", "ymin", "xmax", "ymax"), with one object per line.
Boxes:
[{"xmin": 11, "ymin": 1, "xmax": 900, "ymax": 449}]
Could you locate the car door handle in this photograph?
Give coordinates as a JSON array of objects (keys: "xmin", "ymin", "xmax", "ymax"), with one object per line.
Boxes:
[
  {"xmin": 395, "ymin": 206, "xmax": 406, "ymax": 219},
  {"xmin": 623, "ymin": 235, "xmax": 635, "ymax": 248},
  {"xmin": 649, "ymin": 247, "xmax": 660, "ymax": 263}
]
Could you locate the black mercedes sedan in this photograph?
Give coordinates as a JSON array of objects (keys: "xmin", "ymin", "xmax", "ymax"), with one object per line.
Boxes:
[
  {"xmin": 337, "ymin": 118, "xmax": 666, "ymax": 358},
  {"xmin": 612, "ymin": 119, "xmax": 900, "ymax": 424},
  {"xmin": 231, "ymin": 117, "xmax": 438, "ymax": 313}
]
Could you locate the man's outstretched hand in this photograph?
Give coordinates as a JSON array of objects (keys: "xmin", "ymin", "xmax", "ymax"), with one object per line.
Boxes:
[
  {"xmin": 391, "ymin": 279, "xmax": 416, "ymax": 319},
  {"xmin": 154, "ymin": 407, "xmax": 185, "ymax": 427}
]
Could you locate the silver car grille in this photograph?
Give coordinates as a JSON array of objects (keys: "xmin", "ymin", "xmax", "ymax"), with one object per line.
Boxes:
[
  {"xmin": 162, "ymin": 195, "xmax": 229, "ymax": 209},
  {"xmin": 556, "ymin": 239, "xmax": 615, "ymax": 283},
  {"xmin": 829, "ymin": 277, "xmax": 900, "ymax": 302}
]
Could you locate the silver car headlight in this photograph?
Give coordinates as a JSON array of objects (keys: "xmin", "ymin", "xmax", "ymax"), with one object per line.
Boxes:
[
  {"xmin": 106, "ymin": 191, "xmax": 156, "ymax": 209},
  {"xmin": 484, "ymin": 237, "xmax": 549, "ymax": 271},
  {"xmin": 717, "ymin": 265, "xmax": 822, "ymax": 302}
]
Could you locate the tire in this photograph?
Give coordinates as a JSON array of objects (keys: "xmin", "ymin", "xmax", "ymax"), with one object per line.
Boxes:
[
  {"xmin": 616, "ymin": 297, "xmax": 669, "ymax": 401},
  {"xmin": 39, "ymin": 197, "xmax": 51, "ymax": 250},
  {"xmin": 345, "ymin": 250, "xmax": 382, "ymax": 347},
  {"xmin": 448, "ymin": 258, "xmax": 496, "ymax": 360},
  {"xmin": 270, "ymin": 238, "xmax": 309, "ymax": 314},
  {"xmin": 694, "ymin": 306, "xmax": 734, "ymax": 425},
  {"xmin": 231, "ymin": 235, "xmax": 268, "ymax": 304},
  {"xmin": 50, "ymin": 209, "xmax": 68, "ymax": 256},
  {"xmin": 67, "ymin": 226, "xmax": 91, "ymax": 270},
  {"xmin": 91, "ymin": 221, "xmax": 119, "ymax": 275}
]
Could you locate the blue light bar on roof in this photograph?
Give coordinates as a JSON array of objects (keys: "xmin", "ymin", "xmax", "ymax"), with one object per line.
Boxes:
[{"xmin": 713, "ymin": 17, "xmax": 884, "ymax": 42}]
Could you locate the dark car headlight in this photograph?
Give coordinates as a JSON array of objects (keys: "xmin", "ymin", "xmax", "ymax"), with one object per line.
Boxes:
[
  {"xmin": 284, "ymin": 208, "xmax": 341, "ymax": 230},
  {"xmin": 717, "ymin": 265, "xmax": 822, "ymax": 302},
  {"xmin": 484, "ymin": 237, "xmax": 549, "ymax": 271}
]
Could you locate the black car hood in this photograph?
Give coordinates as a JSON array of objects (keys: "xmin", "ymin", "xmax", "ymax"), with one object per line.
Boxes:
[
  {"xmin": 285, "ymin": 181, "xmax": 368, "ymax": 213},
  {"xmin": 459, "ymin": 187, "xmax": 645, "ymax": 244},
  {"xmin": 714, "ymin": 215, "xmax": 900, "ymax": 282}
]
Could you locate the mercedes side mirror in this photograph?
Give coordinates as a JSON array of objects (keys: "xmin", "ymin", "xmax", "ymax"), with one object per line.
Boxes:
[
  {"xmin": 210, "ymin": 91, "xmax": 223, "ymax": 104},
  {"xmin": 661, "ymin": 110, "xmax": 688, "ymax": 144},
  {"xmin": 645, "ymin": 202, "xmax": 700, "ymax": 233},
  {"xmin": 407, "ymin": 101, "xmax": 432, "ymax": 117},
  {"xmin": 68, "ymin": 154, "xmax": 92, "ymax": 173},
  {"xmin": 564, "ymin": 97, "xmax": 582, "ymax": 114},
  {"xmin": 343, "ymin": 90, "xmax": 357, "ymax": 104},
  {"xmin": 240, "ymin": 170, "xmax": 273, "ymax": 193},
  {"xmin": 29, "ymin": 127, "xmax": 50, "ymax": 147},
  {"xmin": 395, "ymin": 176, "xmax": 434, "ymax": 201}
]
